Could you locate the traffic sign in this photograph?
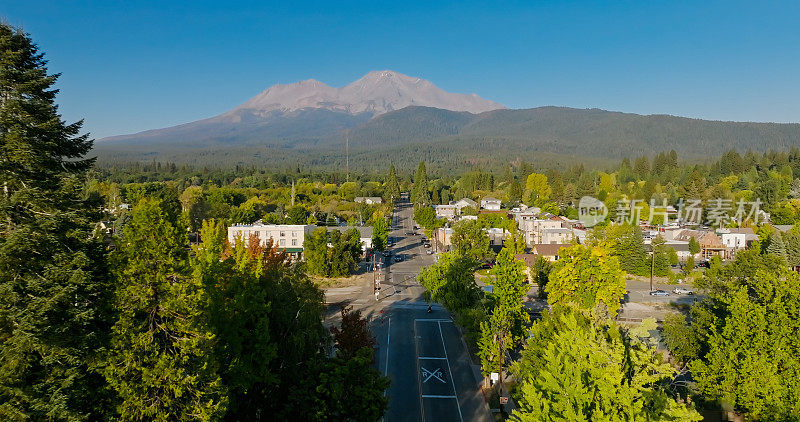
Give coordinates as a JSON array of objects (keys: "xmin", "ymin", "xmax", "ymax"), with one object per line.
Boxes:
[{"xmin": 500, "ymin": 397, "xmax": 508, "ymax": 404}]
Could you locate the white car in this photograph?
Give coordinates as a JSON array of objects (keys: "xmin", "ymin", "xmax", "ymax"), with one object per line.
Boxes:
[{"xmin": 673, "ymin": 287, "xmax": 693, "ymax": 295}]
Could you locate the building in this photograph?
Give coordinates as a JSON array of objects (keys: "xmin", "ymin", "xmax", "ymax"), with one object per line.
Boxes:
[
  {"xmin": 227, "ymin": 223, "xmax": 374, "ymax": 258},
  {"xmin": 540, "ymin": 227, "xmax": 574, "ymax": 244},
  {"xmin": 452, "ymin": 198, "xmax": 478, "ymax": 213},
  {"xmin": 228, "ymin": 223, "xmax": 312, "ymax": 257},
  {"xmin": 486, "ymin": 227, "xmax": 508, "ymax": 247},
  {"xmin": 517, "ymin": 214, "xmax": 563, "ymax": 246},
  {"xmin": 434, "ymin": 204, "xmax": 458, "ymax": 220},
  {"xmin": 433, "ymin": 227, "xmax": 454, "ymax": 252},
  {"xmin": 480, "ymin": 197, "xmax": 502, "ymax": 210},
  {"xmin": 663, "ymin": 241, "xmax": 691, "ymax": 260},
  {"xmin": 354, "ymin": 197, "xmax": 383, "ymax": 205},
  {"xmin": 531, "ymin": 243, "xmax": 571, "ymax": 262},
  {"xmin": 325, "ymin": 225, "xmax": 374, "ymax": 250},
  {"xmin": 717, "ymin": 227, "xmax": 758, "ymax": 258},
  {"xmin": 674, "ymin": 229, "xmax": 725, "ymax": 259}
]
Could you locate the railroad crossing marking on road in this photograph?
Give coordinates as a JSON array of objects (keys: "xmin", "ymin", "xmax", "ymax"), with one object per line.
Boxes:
[{"xmin": 421, "ymin": 367, "xmax": 445, "ymax": 384}]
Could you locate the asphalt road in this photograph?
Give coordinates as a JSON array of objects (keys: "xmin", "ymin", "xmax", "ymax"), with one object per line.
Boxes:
[{"xmin": 369, "ymin": 201, "xmax": 490, "ymax": 422}]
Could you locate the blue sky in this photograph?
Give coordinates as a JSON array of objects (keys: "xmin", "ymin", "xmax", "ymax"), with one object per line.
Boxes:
[{"xmin": 3, "ymin": 1, "xmax": 800, "ymax": 138}]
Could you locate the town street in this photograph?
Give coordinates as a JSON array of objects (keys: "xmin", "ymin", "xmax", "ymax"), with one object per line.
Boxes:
[{"xmin": 324, "ymin": 200, "xmax": 491, "ymax": 422}]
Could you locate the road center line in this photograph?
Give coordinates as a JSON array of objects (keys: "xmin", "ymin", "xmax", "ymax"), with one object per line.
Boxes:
[
  {"xmin": 418, "ymin": 356, "xmax": 447, "ymax": 360},
  {"xmin": 421, "ymin": 395, "xmax": 458, "ymax": 399}
]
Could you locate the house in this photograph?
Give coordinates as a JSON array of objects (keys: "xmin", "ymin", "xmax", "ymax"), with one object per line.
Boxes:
[
  {"xmin": 434, "ymin": 204, "xmax": 458, "ymax": 220},
  {"xmin": 324, "ymin": 225, "xmax": 374, "ymax": 250},
  {"xmin": 433, "ymin": 227, "xmax": 454, "ymax": 252},
  {"xmin": 531, "ymin": 243, "xmax": 571, "ymax": 262},
  {"xmin": 674, "ymin": 229, "xmax": 725, "ymax": 259},
  {"xmin": 664, "ymin": 241, "xmax": 691, "ymax": 259},
  {"xmin": 480, "ymin": 197, "xmax": 502, "ymax": 210},
  {"xmin": 354, "ymin": 196, "xmax": 383, "ymax": 205},
  {"xmin": 452, "ymin": 198, "xmax": 478, "ymax": 213},
  {"xmin": 541, "ymin": 227, "xmax": 574, "ymax": 244},
  {"xmin": 228, "ymin": 223, "xmax": 312, "ymax": 258},
  {"xmin": 517, "ymin": 214, "xmax": 563, "ymax": 247},
  {"xmin": 486, "ymin": 227, "xmax": 508, "ymax": 247}
]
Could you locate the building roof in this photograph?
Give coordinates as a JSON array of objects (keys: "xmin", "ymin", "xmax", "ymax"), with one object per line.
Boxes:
[
  {"xmin": 542, "ymin": 227, "xmax": 572, "ymax": 234},
  {"xmin": 481, "ymin": 197, "xmax": 501, "ymax": 202},
  {"xmin": 514, "ymin": 253, "xmax": 538, "ymax": 267},
  {"xmin": 452, "ymin": 198, "xmax": 478, "ymax": 207},
  {"xmin": 773, "ymin": 224, "xmax": 794, "ymax": 233},
  {"xmin": 315, "ymin": 225, "xmax": 373, "ymax": 238},
  {"xmin": 532, "ymin": 243, "xmax": 571, "ymax": 257}
]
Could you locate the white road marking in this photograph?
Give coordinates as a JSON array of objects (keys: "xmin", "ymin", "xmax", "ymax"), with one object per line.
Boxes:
[
  {"xmin": 422, "ymin": 395, "xmax": 458, "ymax": 399},
  {"xmin": 421, "ymin": 367, "xmax": 446, "ymax": 383},
  {"xmin": 418, "ymin": 356, "xmax": 447, "ymax": 360},
  {"xmin": 438, "ymin": 321, "xmax": 464, "ymax": 422}
]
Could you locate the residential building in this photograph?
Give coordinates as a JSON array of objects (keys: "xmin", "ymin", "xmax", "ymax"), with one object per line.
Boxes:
[
  {"xmin": 541, "ymin": 227, "xmax": 574, "ymax": 244},
  {"xmin": 452, "ymin": 198, "xmax": 478, "ymax": 213},
  {"xmin": 486, "ymin": 227, "xmax": 508, "ymax": 247},
  {"xmin": 517, "ymin": 214, "xmax": 563, "ymax": 247},
  {"xmin": 354, "ymin": 196, "xmax": 383, "ymax": 205},
  {"xmin": 433, "ymin": 227, "xmax": 454, "ymax": 252},
  {"xmin": 434, "ymin": 204, "xmax": 458, "ymax": 220},
  {"xmin": 480, "ymin": 197, "xmax": 502, "ymax": 210},
  {"xmin": 325, "ymin": 225, "xmax": 374, "ymax": 250},
  {"xmin": 531, "ymin": 243, "xmax": 571, "ymax": 262}
]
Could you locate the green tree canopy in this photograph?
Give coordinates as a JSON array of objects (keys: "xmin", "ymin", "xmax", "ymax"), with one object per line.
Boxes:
[
  {"xmin": 105, "ymin": 199, "xmax": 227, "ymax": 421},
  {"xmin": 452, "ymin": 219, "xmax": 493, "ymax": 261},
  {"xmin": 545, "ymin": 244, "xmax": 626, "ymax": 316},
  {"xmin": 512, "ymin": 305, "xmax": 701, "ymax": 422}
]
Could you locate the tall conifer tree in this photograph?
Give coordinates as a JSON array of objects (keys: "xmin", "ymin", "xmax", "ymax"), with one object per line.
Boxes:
[{"xmin": 0, "ymin": 24, "xmax": 114, "ymax": 420}]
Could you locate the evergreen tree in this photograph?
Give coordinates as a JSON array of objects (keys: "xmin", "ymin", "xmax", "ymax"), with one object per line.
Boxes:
[
  {"xmin": 411, "ymin": 161, "xmax": 430, "ymax": 206},
  {"xmin": 104, "ymin": 199, "xmax": 227, "ymax": 421},
  {"xmin": 0, "ymin": 24, "xmax": 114, "ymax": 420},
  {"xmin": 766, "ymin": 229, "xmax": 788, "ymax": 263},
  {"xmin": 385, "ymin": 164, "xmax": 400, "ymax": 203},
  {"xmin": 512, "ymin": 305, "xmax": 702, "ymax": 421}
]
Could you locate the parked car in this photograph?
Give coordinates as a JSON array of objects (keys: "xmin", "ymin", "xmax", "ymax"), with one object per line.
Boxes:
[
  {"xmin": 649, "ymin": 290, "xmax": 669, "ymax": 296},
  {"xmin": 423, "ymin": 243, "xmax": 431, "ymax": 248},
  {"xmin": 393, "ymin": 255, "xmax": 403, "ymax": 262},
  {"xmin": 426, "ymin": 250, "xmax": 433, "ymax": 255},
  {"xmin": 673, "ymin": 287, "xmax": 694, "ymax": 295}
]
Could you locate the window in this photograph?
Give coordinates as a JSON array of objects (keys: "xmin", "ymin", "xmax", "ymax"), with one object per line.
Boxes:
[
  {"xmin": 292, "ymin": 231, "xmax": 297, "ymax": 237},
  {"xmin": 280, "ymin": 239, "xmax": 286, "ymax": 246},
  {"xmin": 291, "ymin": 239, "xmax": 297, "ymax": 246},
  {"xmin": 280, "ymin": 231, "xmax": 286, "ymax": 237}
]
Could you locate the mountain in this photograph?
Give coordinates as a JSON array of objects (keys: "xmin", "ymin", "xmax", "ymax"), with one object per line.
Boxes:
[
  {"xmin": 231, "ymin": 70, "xmax": 506, "ymax": 116},
  {"xmin": 95, "ymin": 105, "xmax": 800, "ymax": 172},
  {"xmin": 94, "ymin": 70, "xmax": 800, "ymax": 171},
  {"xmin": 98, "ymin": 70, "xmax": 505, "ymax": 147}
]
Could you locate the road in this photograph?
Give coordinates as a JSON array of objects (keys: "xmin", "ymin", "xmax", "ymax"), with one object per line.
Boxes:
[{"xmin": 325, "ymin": 200, "xmax": 491, "ymax": 422}]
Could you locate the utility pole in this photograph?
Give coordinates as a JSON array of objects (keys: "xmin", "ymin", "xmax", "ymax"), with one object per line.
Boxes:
[{"xmin": 650, "ymin": 246, "xmax": 655, "ymax": 292}]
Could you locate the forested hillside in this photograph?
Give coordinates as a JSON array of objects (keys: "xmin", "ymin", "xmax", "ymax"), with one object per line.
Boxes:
[{"xmin": 95, "ymin": 106, "xmax": 800, "ymax": 171}]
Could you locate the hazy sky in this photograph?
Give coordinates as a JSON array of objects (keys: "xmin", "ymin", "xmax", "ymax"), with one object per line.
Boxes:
[{"xmin": 4, "ymin": 1, "xmax": 800, "ymax": 138}]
